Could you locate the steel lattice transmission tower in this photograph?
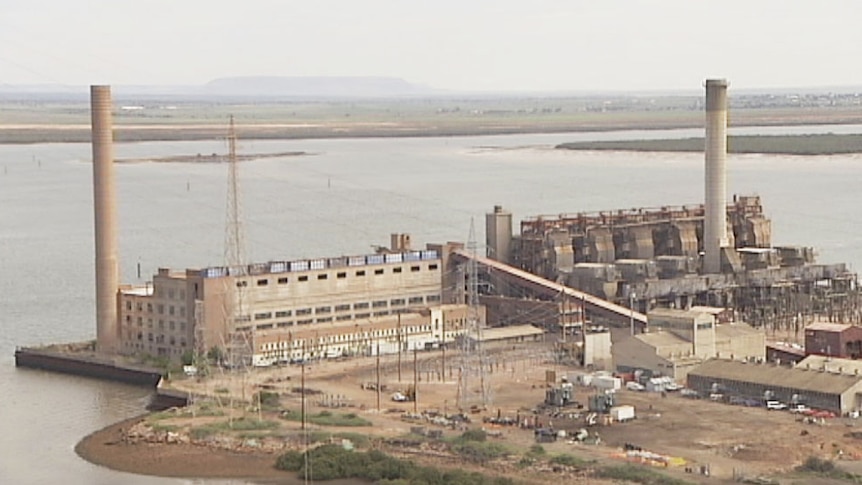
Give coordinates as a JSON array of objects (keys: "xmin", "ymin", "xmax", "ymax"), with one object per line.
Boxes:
[
  {"xmin": 223, "ymin": 116, "xmax": 253, "ymax": 369},
  {"xmin": 457, "ymin": 218, "xmax": 491, "ymax": 410}
]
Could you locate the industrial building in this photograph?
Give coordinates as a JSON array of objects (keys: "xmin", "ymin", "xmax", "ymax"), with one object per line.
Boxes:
[
  {"xmin": 118, "ymin": 246, "xmax": 444, "ymax": 360},
  {"xmin": 765, "ymin": 342, "xmax": 806, "ymax": 365},
  {"xmin": 804, "ymin": 321, "xmax": 862, "ymax": 359},
  {"xmin": 796, "ymin": 355, "xmax": 862, "ymax": 375},
  {"xmin": 687, "ymin": 359, "xmax": 862, "ymax": 415},
  {"xmin": 252, "ymin": 304, "xmax": 481, "ymax": 366},
  {"xmin": 465, "ymin": 324, "xmax": 544, "ymax": 350},
  {"xmin": 612, "ymin": 308, "xmax": 765, "ymax": 381}
]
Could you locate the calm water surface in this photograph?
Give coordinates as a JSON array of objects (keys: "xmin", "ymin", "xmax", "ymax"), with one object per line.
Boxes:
[{"xmin": 2, "ymin": 126, "xmax": 861, "ymax": 483}]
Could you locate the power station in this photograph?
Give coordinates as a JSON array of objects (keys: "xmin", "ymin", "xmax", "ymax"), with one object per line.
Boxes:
[{"xmin": 77, "ymin": 79, "xmax": 858, "ymax": 371}]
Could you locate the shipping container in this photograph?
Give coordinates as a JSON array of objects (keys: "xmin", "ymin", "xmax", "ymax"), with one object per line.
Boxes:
[
  {"xmin": 385, "ymin": 253, "xmax": 403, "ymax": 263},
  {"xmin": 420, "ymin": 250, "xmax": 439, "ymax": 260},
  {"xmin": 367, "ymin": 254, "xmax": 385, "ymax": 265},
  {"xmin": 348, "ymin": 256, "xmax": 366, "ymax": 267},
  {"xmin": 310, "ymin": 259, "xmax": 326, "ymax": 270},
  {"xmin": 270, "ymin": 262, "xmax": 288, "ymax": 273},
  {"xmin": 404, "ymin": 251, "xmax": 421, "ymax": 262}
]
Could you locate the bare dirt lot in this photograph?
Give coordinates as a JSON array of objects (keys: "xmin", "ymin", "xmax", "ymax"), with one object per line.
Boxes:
[{"xmin": 78, "ymin": 343, "xmax": 862, "ymax": 483}]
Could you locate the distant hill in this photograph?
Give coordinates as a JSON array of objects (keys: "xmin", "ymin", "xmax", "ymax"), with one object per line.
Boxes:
[
  {"xmin": 202, "ymin": 76, "xmax": 434, "ymax": 97},
  {"xmin": 0, "ymin": 76, "xmax": 437, "ymax": 100}
]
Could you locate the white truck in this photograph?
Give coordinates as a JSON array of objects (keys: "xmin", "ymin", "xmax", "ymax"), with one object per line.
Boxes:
[{"xmin": 766, "ymin": 400, "xmax": 788, "ymax": 410}]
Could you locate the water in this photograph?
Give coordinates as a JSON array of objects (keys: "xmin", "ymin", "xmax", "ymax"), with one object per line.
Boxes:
[{"xmin": 2, "ymin": 126, "xmax": 862, "ymax": 483}]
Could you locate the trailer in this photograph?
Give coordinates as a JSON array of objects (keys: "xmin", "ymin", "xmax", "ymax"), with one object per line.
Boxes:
[
  {"xmin": 610, "ymin": 405, "xmax": 636, "ymax": 422},
  {"xmin": 593, "ymin": 375, "xmax": 622, "ymax": 391}
]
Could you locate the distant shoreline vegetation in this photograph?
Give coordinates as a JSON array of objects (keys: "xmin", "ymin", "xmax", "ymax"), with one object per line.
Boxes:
[
  {"xmin": 115, "ymin": 151, "xmax": 307, "ymax": 164},
  {"xmin": 556, "ymin": 134, "xmax": 862, "ymax": 155}
]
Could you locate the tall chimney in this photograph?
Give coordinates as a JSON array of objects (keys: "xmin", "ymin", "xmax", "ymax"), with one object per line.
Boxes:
[
  {"xmin": 91, "ymin": 85, "xmax": 119, "ymax": 353},
  {"xmin": 703, "ymin": 79, "xmax": 729, "ymax": 274}
]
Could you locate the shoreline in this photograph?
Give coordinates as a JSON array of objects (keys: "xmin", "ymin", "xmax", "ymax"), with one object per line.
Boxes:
[
  {"xmin": 4, "ymin": 115, "xmax": 862, "ymax": 145},
  {"xmin": 75, "ymin": 415, "xmax": 296, "ymax": 481},
  {"xmin": 556, "ymin": 133, "xmax": 862, "ymax": 156}
]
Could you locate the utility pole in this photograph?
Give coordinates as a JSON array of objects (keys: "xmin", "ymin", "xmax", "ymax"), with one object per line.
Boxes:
[
  {"xmin": 441, "ymin": 317, "xmax": 446, "ymax": 380},
  {"xmin": 413, "ymin": 348, "xmax": 418, "ymax": 414},
  {"xmin": 376, "ymin": 341, "xmax": 381, "ymax": 412},
  {"xmin": 397, "ymin": 313, "xmax": 402, "ymax": 382},
  {"xmin": 301, "ymin": 341, "xmax": 306, "ymax": 430},
  {"xmin": 630, "ymin": 292, "xmax": 636, "ymax": 336}
]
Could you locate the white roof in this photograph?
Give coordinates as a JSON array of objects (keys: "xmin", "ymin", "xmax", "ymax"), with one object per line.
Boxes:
[
  {"xmin": 120, "ymin": 286, "xmax": 153, "ymax": 296},
  {"xmin": 470, "ymin": 325, "xmax": 544, "ymax": 342}
]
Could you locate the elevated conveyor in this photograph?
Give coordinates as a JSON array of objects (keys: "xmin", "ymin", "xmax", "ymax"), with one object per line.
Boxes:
[{"xmin": 451, "ymin": 249, "xmax": 647, "ymax": 326}]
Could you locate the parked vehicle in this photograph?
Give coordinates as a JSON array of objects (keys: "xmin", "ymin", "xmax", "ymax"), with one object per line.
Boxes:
[
  {"xmin": 790, "ymin": 404, "xmax": 810, "ymax": 413},
  {"xmin": 680, "ymin": 388, "xmax": 699, "ymax": 399},
  {"xmin": 625, "ymin": 381, "xmax": 645, "ymax": 392},
  {"xmin": 766, "ymin": 400, "xmax": 788, "ymax": 410}
]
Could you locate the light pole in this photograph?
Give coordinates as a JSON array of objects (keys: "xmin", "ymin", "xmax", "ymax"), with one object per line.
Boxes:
[{"xmin": 630, "ymin": 292, "xmax": 636, "ymax": 336}]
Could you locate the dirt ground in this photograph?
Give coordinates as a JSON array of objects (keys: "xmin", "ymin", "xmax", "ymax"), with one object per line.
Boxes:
[{"xmin": 79, "ymin": 342, "xmax": 862, "ymax": 484}]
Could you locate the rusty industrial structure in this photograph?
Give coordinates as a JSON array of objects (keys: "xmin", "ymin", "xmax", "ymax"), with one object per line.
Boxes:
[{"xmin": 476, "ymin": 79, "xmax": 860, "ymax": 334}]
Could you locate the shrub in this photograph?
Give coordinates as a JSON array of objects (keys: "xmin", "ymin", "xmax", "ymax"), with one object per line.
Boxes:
[
  {"xmin": 274, "ymin": 446, "xmax": 513, "ymax": 484},
  {"xmin": 280, "ymin": 409, "xmax": 371, "ymax": 427},
  {"xmin": 457, "ymin": 429, "xmax": 487, "ymax": 443},
  {"xmin": 452, "ymin": 440, "xmax": 509, "ymax": 464},
  {"xmin": 527, "ymin": 444, "xmax": 546, "ymax": 456},
  {"xmin": 596, "ymin": 465, "xmax": 694, "ymax": 485},
  {"xmin": 549, "ymin": 454, "xmax": 588, "ymax": 468},
  {"xmin": 275, "ymin": 450, "xmax": 304, "ymax": 471},
  {"xmin": 255, "ymin": 391, "xmax": 281, "ymax": 409},
  {"xmin": 797, "ymin": 456, "xmax": 836, "ymax": 474}
]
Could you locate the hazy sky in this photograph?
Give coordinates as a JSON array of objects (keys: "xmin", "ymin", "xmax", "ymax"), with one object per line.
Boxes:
[{"xmin": 1, "ymin": 0, "xmax": 860, "ymax": 92}]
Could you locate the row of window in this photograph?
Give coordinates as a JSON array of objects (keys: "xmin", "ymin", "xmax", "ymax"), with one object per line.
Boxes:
[
  {"xmin": 243, "ymin": 310, "xmax": 410, "ymax": 332},
  {"xmin": 125, "ymin": 301, "xmax": 186, "ymax": 318},
  {"xmin": 121, "ymin": 341, "xmax": 186, "ymax": 357},
  {"xmin": 259, "ymin": 324, "xmax": 434, "ymax": 351},
  {"xmin": 125, "ymin": 330, "xmax": 188, "ymax": 348},
  {"xmin": 245, "ymin": 263, "xmax": 440, "ymax": 288},
  {"xmin": 123, "ymin": 315, "xmax": 188, "ymax": 333},
  {"xmin": 250, "ymin": 295, "xmax": 439, "ymax": 322}
]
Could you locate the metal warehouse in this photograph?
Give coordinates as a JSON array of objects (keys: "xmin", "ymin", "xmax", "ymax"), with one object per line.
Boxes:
[{"xmin": 686, "ymin": 359, "xmax": 862, "ymax": 415}]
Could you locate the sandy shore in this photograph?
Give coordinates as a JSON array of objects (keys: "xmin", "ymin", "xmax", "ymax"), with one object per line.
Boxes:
[{"xmin": 75, "ymin": 415, "xmax": 297, "ymax": 481}]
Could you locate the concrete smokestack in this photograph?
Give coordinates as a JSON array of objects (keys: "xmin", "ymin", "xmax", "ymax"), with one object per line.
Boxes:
[
  {"xmin": 91, "ymin": 85, "xmax": 119, "ymax": 353},
  {"xmin": 703, "ymin": 79, "xmax": 729, "ymax": 274}
]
